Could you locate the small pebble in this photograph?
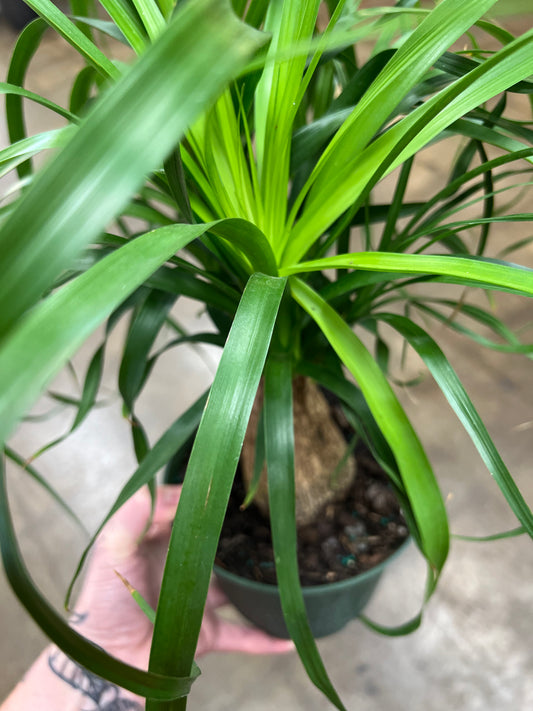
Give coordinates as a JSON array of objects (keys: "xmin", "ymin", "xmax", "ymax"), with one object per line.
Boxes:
[
  {"xmin": 345, "ymin": 521, "xmax": 367, "ymax": 539},
  {"xmin": 366, "ymin": 483, "xmax": 398, "ymax": 515},
  {"xmin": 322, "ymin": 536, "xmax": 341, "ymax": 556},
  {"xmin": 340, "ymin": 554, "xmax": 357, "ymax": 568}
]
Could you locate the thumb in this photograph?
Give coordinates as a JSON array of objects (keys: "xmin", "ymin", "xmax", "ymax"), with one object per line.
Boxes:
[{"xmin": 210, "ymin": 619, "xmax": 295, "ymax": 656}]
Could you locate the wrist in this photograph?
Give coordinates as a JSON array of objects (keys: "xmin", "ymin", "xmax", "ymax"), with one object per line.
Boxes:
[
  {"xmin": 1, "ymin": 645, "xmax": 144, "ymax": 711},
  {"xmin": 47, "ymin": 648, "xmax": 144, "ymax": 710}
]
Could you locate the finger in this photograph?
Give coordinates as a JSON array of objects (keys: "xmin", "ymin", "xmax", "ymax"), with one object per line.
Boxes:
[
  {"xmin": 98, "ymin": 488, "xmax": 152, "ymax": 555},
  {"xmin": 206, "ymin": 581, "xmax": 229, "ymax": 609},
  {"xmin": 211, "ymin": 619, "xmax": 295, "ymax": 655},
  {"xmin": 98, "ymin": 485, "xmax": 182, "ymax": 555},
  {"xmin": 143, "ymin": 485, "xmax": 182, "ymax": 539}
]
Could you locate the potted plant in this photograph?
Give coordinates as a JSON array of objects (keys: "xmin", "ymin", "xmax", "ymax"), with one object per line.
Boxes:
[{"xmin": 1, "ymin": 0, "xmax": 532, "ymax": 708}]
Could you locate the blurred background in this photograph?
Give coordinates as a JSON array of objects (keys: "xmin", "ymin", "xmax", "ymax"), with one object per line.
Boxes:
[{"xmin": 1, "ymin": 3, "xmax": 533, "ymax": 709}]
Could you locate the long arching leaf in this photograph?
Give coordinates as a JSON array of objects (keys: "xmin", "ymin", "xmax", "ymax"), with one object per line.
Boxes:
[
  {"xmin": 0, "ymin": 459, "xmax": 199, "ymax": 700},
  {"xmin": 375, "ymin": 313, "xmax": 533, "ymax": 537},
  {"xmin": 0, "ymin": 223, "xmax": 215, "ymax": 445},
  {"xmin": 264, "ymin": 356, "xmax": 346, "ymax": 711},
  {"xmin": 290, "ymin": 277, "xmax": 449, "ymax": 574},
  {"xmin": 147, "ymin": 273, "xmax": 286, "ymax": 711},
  {"xmin": 282, "ymin": 252, "xmax": 533, "ymax": 297}
]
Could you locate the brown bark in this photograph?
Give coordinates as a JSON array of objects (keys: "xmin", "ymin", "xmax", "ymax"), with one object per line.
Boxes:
[{"xmin": 241, "ymin": 376, "xmax": 357, "ymax": 526}]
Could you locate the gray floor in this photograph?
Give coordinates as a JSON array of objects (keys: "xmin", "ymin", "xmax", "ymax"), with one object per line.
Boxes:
[{"xmin": 1, "ymin": 14, "xmax": 533, "ymax": 710}]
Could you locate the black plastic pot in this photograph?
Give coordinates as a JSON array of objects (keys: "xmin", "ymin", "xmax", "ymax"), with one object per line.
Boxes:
[{"xmin": 214, "ymin": 538, "xmax": 409, "ymax": 639}]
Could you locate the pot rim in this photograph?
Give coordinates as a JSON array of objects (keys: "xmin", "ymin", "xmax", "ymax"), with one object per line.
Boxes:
[{"xmin": 214, "ymin": 535, "xmax": 411, "ymax": 595}]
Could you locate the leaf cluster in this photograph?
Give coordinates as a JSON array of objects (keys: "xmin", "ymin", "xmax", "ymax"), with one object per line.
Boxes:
[{"xmin": 1, "ymin": 1, "xmax": 532, "ymax": 708}]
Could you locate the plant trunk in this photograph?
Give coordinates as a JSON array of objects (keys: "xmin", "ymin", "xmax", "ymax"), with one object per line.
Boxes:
[{"xmin": 241, "ymin": 376, "xmax": 356, "ymax": 526}]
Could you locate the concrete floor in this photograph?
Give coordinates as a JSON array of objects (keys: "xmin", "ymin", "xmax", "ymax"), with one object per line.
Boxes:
[{"xmin": 1, "ymin": 11, "xmax": 533, "ymax": 710}]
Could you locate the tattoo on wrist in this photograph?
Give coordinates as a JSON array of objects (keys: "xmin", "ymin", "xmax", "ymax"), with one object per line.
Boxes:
[{"xmin": 48, "ymin": 649, "xmax": 143, "ymax": 710}]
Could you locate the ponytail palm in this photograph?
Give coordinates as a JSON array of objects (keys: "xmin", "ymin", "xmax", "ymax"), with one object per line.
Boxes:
[{"xmin": 1, "ymin": 1, "xmax": 532, "ymax": 708}]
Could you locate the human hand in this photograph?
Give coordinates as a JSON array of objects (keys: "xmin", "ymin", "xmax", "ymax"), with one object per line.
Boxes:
[
  {"xmin": 1, "ymin": 485, "xmax": 293, "ymax": 711},
  {"xmin": 74, "ymin": 484, "xmax": 294, "ymax": 666}
]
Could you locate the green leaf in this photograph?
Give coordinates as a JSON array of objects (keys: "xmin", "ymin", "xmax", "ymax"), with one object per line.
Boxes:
[
  {"xmin": 282, "ymin": 252, "xmax": 533, "ymax": 297},
  {"xmin": 208, "ymin": 219, "xmax": 278, "ymax": 276},
  {"xmin": 240, "ymin": 408, "xmax": 265, "ymax": 509},
  {"xmin": 147, "ymin": 273, "xmax": 286, "ymax": 711},
  {"xmin": 26, "ymin": 341, "xmax": 108, "ymax": 461},
  {"xmin": 115, "ymin": 569, "xmax": 157, "ymax": 623},
  {"xmin": 0, "ymin": 82, "xmax": 77, "ymax": 123},
  {"xmin": 131, "ymin": 415, "xmax": 151, "ymax": 464},
  {"xmin": 68, "ymin": 0, "xmax": 95, "ymax": 38},
  {"xmin": 254, "ymin": 0, "xmax": 321, "ymax": 244},
  {"xmin": 164, "ymin": 149, "xmax": 194, "ymax": 223},
  {"xmin": 290, "ymin": 50, "xmax": 394, "ymax": 170},
  {"xmin": 451, "ymin": 117, "xmax": 533, "ymax": 158},
  {"xmin": 285, "ymin": 0, "xmax": 500, "ymax": 252},
  {"xmin": 376, "ymin": 313, "xmax": 533, "ymax": 537},
  {"xmin": 436, "ymin": 50, "xmax": 533, "ymax": 94},
  {"xmin": 143, "ymin": 332, "xmax": 224, "ymax": 389},
  {"xmin": 379, "ymin": 157, "xmax": 414, "ymax": 250},
  {"xmin": 68, "ymin": 16, "xmax": 131, "ymax": 44},
  {"xmin": 69, "ymin": 65, "xmax": 98, "ymax": 114},
  {"xmin": 65, "ymin": 391, "xmax": 209, "ymax": 608},
  {"xmin": 245, "ymin": 0, "xmax": 269, "ymax": 27},
  {"xmin": 290, "ymin": 278, "xmax": 449, "ymax": 573},
  {"xmin": 147, "ymin": 267, "xmax": 238, "ymax": 315},
  {"xmin": 454, "ymin": 526, "xmax": 525, "ymax": 542},
  {"xmin": 399, "ymin": 147, "xmax": 533, "ymax": 240},
  {"xmin": 0, "ymin": 128, "xmax": 75, "ymax": 180},
  {"xmin": 361, "ymin": 544, "xmax": 442, "ymax": 639},
  {"xmin": 156, "ymin": 0, "xmax": 173, "ymax": 21},
  {"xmin": 0, "ymin": 0, "xmax": 266, "ymax": 341},
  {"xmin": 409, "ymin": 299, "xmax": 533, "ymax": 354},
  {"xmin": 0, "ymin": 223, "xmax": 216, "ymax": 446},
  {"xmin": 286, "ymin": 19, "xmax": 533, "ymax": 263},
  {"xmin": 0, "ymin": 458, "xmax": 199, "ymax": 700},
  {"xmin": 198, "ymin": 90, "xmax": 259, "ymax": 224},
  {"xmin": 23, "ymin": 0, "xmax": 120, "ymax": 79},
  {"xmin": 5, "ymin": 18, "xmax": 59, "ymax": 177},
  {"xmin": 4, "ymin": 447, "xmax": 87, "ymax": 533},
  {"xmin": 409, "ymin": 214, "xmax": 533, "ymax": 246},
  {"xmin": 129, "ymin": 0, "xmax": 166, "ymax": 41},
  {"xmin": 264, "ymin": 356, "xmax": 346, "ymax": 711},
  {"xmin": 119, "ymin": 289, "xmax": 177, "ymax": 413},
  {"xmin": 320, "ymin": 270, "xmax": 413, "ymax": 304}
]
